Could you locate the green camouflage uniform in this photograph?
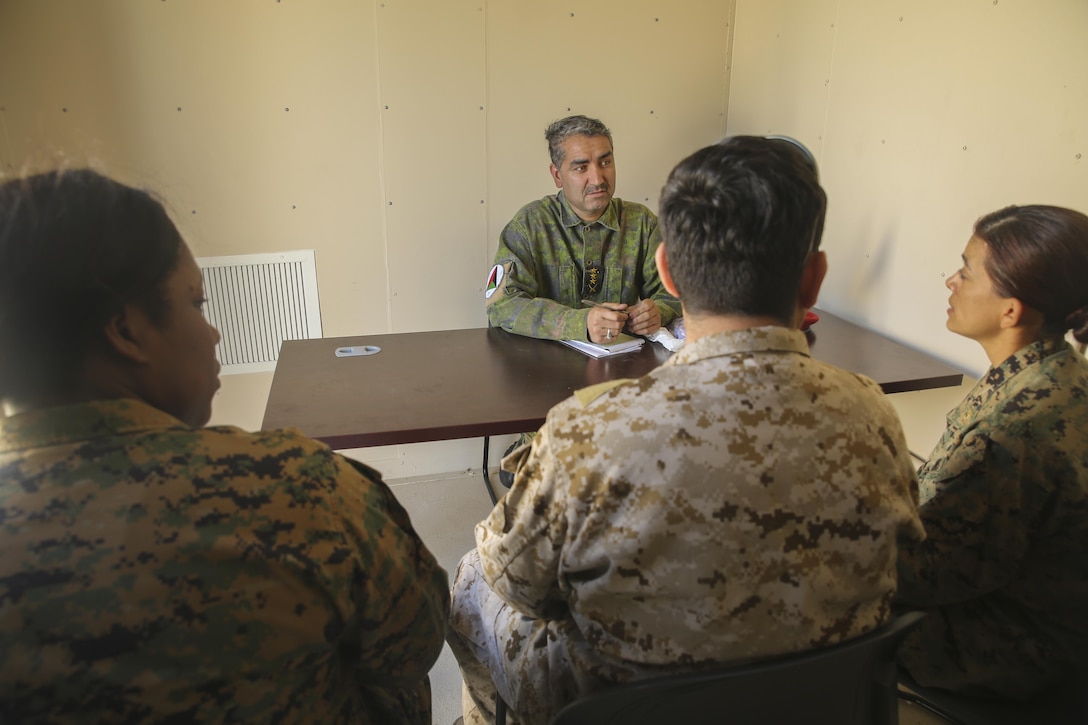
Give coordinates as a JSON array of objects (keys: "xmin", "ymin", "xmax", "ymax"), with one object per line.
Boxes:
[
  {"xmin": 0, "ymin": 398, "xmax": 449, "ymax": 723},
  {"xmin": 896, "ymin": 337, "xmax": 1088, "ymax": 700},
  {"xmin": 485, "ymin": 192, "xmax": 680, "ymax": 341},
  {"xmin": 447, "ymin": 327, "xmax": 924, "ymax": 724}
]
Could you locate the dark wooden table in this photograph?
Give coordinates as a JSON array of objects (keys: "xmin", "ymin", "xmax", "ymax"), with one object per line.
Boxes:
[{"xmin": 261, "ymin": 310, "xmax": 963, "ymax": 450}]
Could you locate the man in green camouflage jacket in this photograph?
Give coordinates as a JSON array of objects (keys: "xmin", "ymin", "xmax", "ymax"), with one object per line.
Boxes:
[
  {"xmin": 484, "ymin": 115, "xmax": 680, "ymax": 345},
  {"xmin": 450, "ymin": 137, "xmax": 924, "ymax": 724}
]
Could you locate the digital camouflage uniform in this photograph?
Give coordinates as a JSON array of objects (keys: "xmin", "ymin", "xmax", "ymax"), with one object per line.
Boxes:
[
  {"xmin": 485, "ymin": 192, "xmax": 680, "ymax": 341},
  {"xmin": 0, "ymin": 398, "xmax": 450, "ymax": 724},
  {"xmin": 896, "ymin": 337, "xmax": 1088, "ymax": 700},
  {"xmin": 447, "ymin": 327, "xmax": 925, "ymax": 724}
]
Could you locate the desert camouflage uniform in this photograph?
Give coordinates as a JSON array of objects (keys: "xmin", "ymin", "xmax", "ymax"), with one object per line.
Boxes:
[
  {"xmin": 485, "ymin": 192, "xmax": 680, "ymax": 341},
  {"xmin": 0, "ymin": 398, "xmax": 449, "ymax": 724},
  {"xmin": 448, "ymin": 327, "xmax": 924, "ymax": 724},
  {"xmin": 896, "ymin": 337, "xmax": 1088, "ymax": 700}
]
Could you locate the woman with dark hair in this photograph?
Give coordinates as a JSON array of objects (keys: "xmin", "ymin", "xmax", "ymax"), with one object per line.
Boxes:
[
  {"xmin": 895, "ymin": 205, "xmax": 1088, "ymax": 700},
  {"xmin": 0, "ymin": 170, "xmax": 449, "ymax": 723}
]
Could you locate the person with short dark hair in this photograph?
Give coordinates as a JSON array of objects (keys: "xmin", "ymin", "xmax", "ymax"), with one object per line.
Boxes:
[
  {"xmin": 448, "ymin": 137, "xmax": 924, "ymax": 724},
  {"xmin": 896, "ymin": 204, "xmax": 1088, "ymax": 700},
  {"xmin": 0, "ymin": 169, "xmax": 450, "ymax": 723}
]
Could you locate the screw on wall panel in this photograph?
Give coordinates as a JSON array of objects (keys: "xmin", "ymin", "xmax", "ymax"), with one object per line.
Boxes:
[
  {"xmin": 480, "ymin": 200, "xmax": 484, "ymax": 204},
  {"xmin": 899, "ymin": 16, "xmax": 904, "ymax": 21},
  {"xmin": 62, "ymin": 107, "xmax": 68, "ymax": 112},
  {"xmin": 881, "ymin": 139, "xmax": 886, "ymax": 144},
  {"xmin": 570, "ymin": 13, "xmax": 574, "ymax": 17},
  {"xmin": 191, "ymin": 210, "xmax": 197, "ymax": 214},
  {"xmin": 388, "ymin": 201, "xmax": 393, "ymax": 205},
  {"xmin": 1076, "ymin": 153, "xmax": 1082, "ymax": 159},
  {"xmin": 479, "ymin": 106, "xmax": 484, "ymax": 110},
  {"xmin": 384, "ymin": 105, "xmax": 389, "ymax": 109},
  {"xmin": 649, "ymin": 110, "xmax": 654, "ymax": 114},
  {"xmin": 291, "ymin": 204, "xmax": 296, "ymax": 209},
  {"xmin": 177, "ymin": 106, "xmax": 182, "ymax": 111},
  {"xmin": 654, "ymin": 17, "xmax": 659, "ymax": 22},
  {"xmin": 963, "ymin": 145, "xmax": 967, "ymax": 150},
  {"xmin": 285, "ymin": 107, "xmax": 289, "ymax": 111}
]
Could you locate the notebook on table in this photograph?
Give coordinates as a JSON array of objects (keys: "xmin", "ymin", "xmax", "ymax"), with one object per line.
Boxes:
[{"xmin": 560, "ymin": 333, "xmax": 645, "ymax": 359}]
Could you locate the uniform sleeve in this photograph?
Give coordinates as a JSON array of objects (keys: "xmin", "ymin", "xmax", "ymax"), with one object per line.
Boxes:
[
  {"xmin": 486, "ymin": 216, "xmax": 593, "ymax": 341},
  {"xmin": 896, "ymin": 430, "xmax": 1047, "ymax": 606},
  {"xmin": 473, "ymin": 419, "xmax": 570, "ymax": 620},
  {"xmin": 328, "ymin": 455, "xmax": 451, "ymax": 685},
  {"xmin": 638, "ymin": 222, "xmax": 681, "ymax": 328}
]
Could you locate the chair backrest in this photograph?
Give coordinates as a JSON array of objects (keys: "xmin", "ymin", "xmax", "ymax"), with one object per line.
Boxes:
[
  {"xmin": 549, "ymin": 610, "xmax": 926, "ymax": 725},
  {"xmin": 898, "ymin": 668, "xmax": 1088, "ymax": 725}
]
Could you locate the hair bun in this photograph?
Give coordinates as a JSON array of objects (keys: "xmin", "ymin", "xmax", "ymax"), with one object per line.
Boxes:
[{"xmin": 1066, "ymin": 305, "xmax": 1088, "ymax": 344}]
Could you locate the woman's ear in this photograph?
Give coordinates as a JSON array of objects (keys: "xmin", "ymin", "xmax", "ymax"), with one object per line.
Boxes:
[
  {"xmin": 655, "ymin": 243, "xmax": 681, "ymax": 299},
  {"xmin": 999, "ymin": 298, "xmax": 1021, "ymax": 329},
  {"xmin": 103, "ymin": 305, "xmax": 153, "ymax": 364},
  {"xmin": 1000, "ymin": 296, "xmax": 1046, "ymax": 334}
]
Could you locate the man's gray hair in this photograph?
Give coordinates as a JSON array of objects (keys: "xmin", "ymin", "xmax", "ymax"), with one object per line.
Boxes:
[{"xmin": 545, "ymin": 115, "xmax": 613, "ymax": 167}]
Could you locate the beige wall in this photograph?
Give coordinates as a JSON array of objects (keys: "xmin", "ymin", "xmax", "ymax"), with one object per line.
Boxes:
[
  {"xmin": 729, "ymin": 0, "xmax": 1087, "ymax": 377},
  {"xmin": 728, "ymin": 0, "xmax": 1086, "ymax": 454},
  {"xmin": 0, "ymin": 0, "xmax": 734, "ymax": 476}
]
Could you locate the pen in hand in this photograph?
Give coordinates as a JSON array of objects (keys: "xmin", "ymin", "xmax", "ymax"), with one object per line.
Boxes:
[{"xmin": 581, "ymin": 299, "xmax": 630, "ymax": 316}]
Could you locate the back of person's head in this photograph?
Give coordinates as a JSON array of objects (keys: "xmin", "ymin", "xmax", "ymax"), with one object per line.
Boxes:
[
  {"xmin": 0, "ymin": 169, "xmax": 182, "ymax": 401},
  {"xmin": 974, "ymin": 205, "xmax": 1088, "ymax": 343},
  {"xmin": 545, "ymin": 115, "xmax": 613, "ymax": 167},
  {"xmin": 658, "ymin": 136, "xmax": 827, "ymax": 322}
]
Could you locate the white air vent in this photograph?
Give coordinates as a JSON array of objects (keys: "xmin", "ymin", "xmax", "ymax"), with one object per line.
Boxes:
[{"xmin": 196, "ymin": 250, "xmax": 321, "ymax": 374}]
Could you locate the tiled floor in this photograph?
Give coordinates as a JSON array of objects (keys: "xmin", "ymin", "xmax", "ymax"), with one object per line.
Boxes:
[{"xmin": 390, "ymin": 468, "xmax": 951, "ymax": 725}]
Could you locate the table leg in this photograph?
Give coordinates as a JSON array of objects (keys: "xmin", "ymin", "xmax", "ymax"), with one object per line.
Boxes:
[{"xmin": 482, "ymin": 436, "xmax": 498, "ymax": 505}]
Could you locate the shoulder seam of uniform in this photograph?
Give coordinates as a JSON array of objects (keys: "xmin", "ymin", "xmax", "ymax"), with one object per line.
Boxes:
[{"xmin": 574, "ymin": 379, "xmax": 631, "ymax": 407}]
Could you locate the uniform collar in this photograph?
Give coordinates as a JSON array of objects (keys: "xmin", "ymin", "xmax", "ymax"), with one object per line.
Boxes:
[
  {"xmin": 666, "ymin": 326, "xmax": 811, "ymax": 367},
  {"xmin": 556, "ymin": 191, "xmax": 620, "ymax": 232},
  {"xmin": 0, "ymin": 398, "xmax": 187, "ymax": 453},
  {"xmin": 960, "ymin": 336, "xmax": 1068, "ymax": 413}
]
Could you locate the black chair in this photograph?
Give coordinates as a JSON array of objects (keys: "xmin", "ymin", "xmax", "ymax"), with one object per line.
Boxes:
[
  {"xmin": 495, "ymin": 610, "xmax": 925, "ymax": 725},
  {"xmin": 897, "ymin": 668, "xmax": 1088, "ymax": 725}
]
